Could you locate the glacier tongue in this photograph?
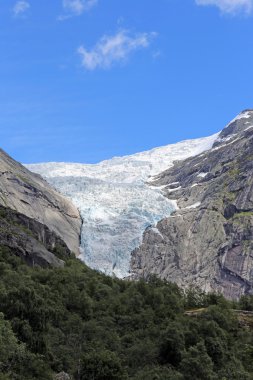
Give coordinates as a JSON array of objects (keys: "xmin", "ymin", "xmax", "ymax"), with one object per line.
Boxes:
[{"xmin": 26, "ymin": 132, "xmax": 219, "ymax": 278}]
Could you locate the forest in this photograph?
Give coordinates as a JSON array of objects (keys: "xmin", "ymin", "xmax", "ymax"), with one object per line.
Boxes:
[{"xmin": 0, "ymin": 246, "xmax": 253, "ymax": 379}]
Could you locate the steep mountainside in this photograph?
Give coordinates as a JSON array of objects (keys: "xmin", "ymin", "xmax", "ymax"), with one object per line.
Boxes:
[
  {"xmin": 0, "ymin": 149, "xmax": 81, "ymax": 256},
  {"xmin": 0, "ymin": 205, "xmax": 69, "ymax": 267},
  {"xmin": 131, "ymin": 110, "xmax": 253, "ymax": 299}
]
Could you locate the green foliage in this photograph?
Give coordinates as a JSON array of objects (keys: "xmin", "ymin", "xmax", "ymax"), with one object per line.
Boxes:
[
  {"xmin": 180, "ymin": 341, "xmax": 216, "ymax": 380},
  {"xmin": 159, "ymin": 323, "xmax": 185, "ymax": 366},
  {"xmin": 0, "ymin": 310, "xmax": 51, "ymax": 379},
  {"xmin": 0, "ymin": 246, "xmax": 253, "ymax": 379},
  {"xmin": 218, "ymin": 358, "xmax": 252, "ymax": 380},
  {"xmin": 79, "ymin": 350, "xmax": 127, "ymax": 380},
  {"xmin": 239, "ymin": 295, "xmax": 253, "ymax": 311},
  {"xmin": 133, "ymin": 366, "xmax": 184, "ymax": 380}
]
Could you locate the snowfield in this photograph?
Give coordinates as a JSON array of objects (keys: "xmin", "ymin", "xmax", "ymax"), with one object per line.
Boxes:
[{"xmin": 26, "ymin": 132, "xmax": 219, "ymax": 278}]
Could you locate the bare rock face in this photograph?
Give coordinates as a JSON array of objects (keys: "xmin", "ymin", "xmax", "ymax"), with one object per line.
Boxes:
[
  {"xmin": 0, "ymin": 205, "xmax": 69, "ymax": 268},
  {"xmin": 0, "ymin": 149, "xmax": 81, "ymax": 255},
  {"xmin": 131, "ymin": 110, "xmax": 253, "ymax": 299}
]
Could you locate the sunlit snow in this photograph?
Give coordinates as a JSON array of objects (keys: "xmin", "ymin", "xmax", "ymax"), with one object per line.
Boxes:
[
  {"xmin": 185, "ymin": 202, "xmax": 201, "ymax": 209},
  {"xmin": 224, "ymin": 110, "xmax": 252, "ymax": 129},
  {"xmin": 26, "ymin": 132, "xmax": 218, "ymax": 278},
  {"xmin": 197, "ymin": 172, "xmax": 208, "ymax": 178}
]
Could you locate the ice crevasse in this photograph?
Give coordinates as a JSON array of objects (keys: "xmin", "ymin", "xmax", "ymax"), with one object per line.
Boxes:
[{"xmin": 27, "ymin": 132, "xmax": 218, "ymax": 278}]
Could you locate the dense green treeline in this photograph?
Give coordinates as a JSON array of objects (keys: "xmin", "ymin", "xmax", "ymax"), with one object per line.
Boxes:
[{"xmin": 1, "ymin": 246, "xmax": 253, "ymax": 379}]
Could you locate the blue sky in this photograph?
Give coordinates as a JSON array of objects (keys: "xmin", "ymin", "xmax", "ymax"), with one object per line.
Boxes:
[{"xmin": 1, "ymin": 0, "xmax": 253, "ymax": 163}]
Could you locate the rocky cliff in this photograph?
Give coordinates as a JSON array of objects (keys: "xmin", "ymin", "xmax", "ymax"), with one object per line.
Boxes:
[
  {"xmin": 131, "ymin": 110, "xmax": 253, "ymax": 299},
  {"xmin": 0, "ymin": 149, "xmax": 81, "ymax": 258},
  {"xmin": 0, "ymin": 205, "xmax": 69, "ymax": 267}
]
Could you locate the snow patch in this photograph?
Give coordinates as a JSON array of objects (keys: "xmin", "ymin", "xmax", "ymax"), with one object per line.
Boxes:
[
  {"xmin": 211, "ymin": 137, "xmax": 241, "ymax": 152},
  {"xmin": 244, "ymin": 125, "xmax": 253, "ymax": 132},
  {"xmin": 215, "ymin": 134, "xmax": 237, "ymax": 144},
  {"xmin": 226, "ymin": 111, "xmax": 252, "ymax": 127},
  {"xmin": 168, "ymin": 186, "xmax": 182, "ymax": 192},
  {"xmin": 150, "ymin": 227, "xmax": 164, "ymax": 239},
  {"xmin": 185, "ymin": 202, "xmax": 201, "ymax": 209},
  {"xmin": 197, "ymin": 172, "xmax": 208, "ymax": 178}
]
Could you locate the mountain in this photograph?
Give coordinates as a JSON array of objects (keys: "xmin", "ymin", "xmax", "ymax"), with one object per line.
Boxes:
[
  {"xmin": 131, "ymin": 110, "xmax": 253, "ymax": 299},
  {"xmin": 27, "ymin": 132, "xmax": 217, "ymax": 277},
  {"xmin": 0, "ymin": 149, "xmax": 81, "ymax": 266},
  {"xmin": 2, "ymin": 113, "xmax": 253, "ymax": 378},
  {"xmin": 27, "ymin": 110, "xmax": 253, "ymax": 299}
]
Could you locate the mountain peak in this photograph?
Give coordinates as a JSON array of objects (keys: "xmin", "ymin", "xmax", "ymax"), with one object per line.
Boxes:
[
  {"xmin": 241, "ymin": 108, "xmax": 253, "ymax": 113},
  {"xmin": 219, "ymin": 110, "xmax": 253, "ymax": 140}
]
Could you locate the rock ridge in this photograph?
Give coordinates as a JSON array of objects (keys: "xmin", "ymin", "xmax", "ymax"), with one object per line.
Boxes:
[{"xmin": 130, "ymin": 110, "xmax": 253, "ymax": 299}]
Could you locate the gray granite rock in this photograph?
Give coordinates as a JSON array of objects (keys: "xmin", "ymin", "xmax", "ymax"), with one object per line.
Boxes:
[
  {"xmin": 0, "ymin": 149, "xmax": 81, "ymax": 255},
  {"xmin": 130, "ymin": 110, "xmax": 253, "ymax": 299},
  {"xmin": 0, "ymin": 205, "xmax": 70, "ymax": 267}
]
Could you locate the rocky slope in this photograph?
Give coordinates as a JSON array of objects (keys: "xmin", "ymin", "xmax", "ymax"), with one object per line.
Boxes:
[
  {"xmin": 0, "ymin": 149, "xmax": 81, "ymax": 261},
  {"xmin": 0, "ymin": 205, "xmax": 70, "ymax": 267},
  {"xmin": 131, "ymin": 110, "xmax": 253, "ymax": 299}
]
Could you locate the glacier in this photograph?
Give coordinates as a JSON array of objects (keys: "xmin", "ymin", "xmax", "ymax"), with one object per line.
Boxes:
[{"xmin": 26, "ymin": 132, "xmax": 219, "ymax": 278}]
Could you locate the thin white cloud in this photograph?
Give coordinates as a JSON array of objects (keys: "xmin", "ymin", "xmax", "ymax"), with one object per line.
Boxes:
[
  {"xmin": 195, "ymin": 0, "xmax": 253, "ymax": 14},
  {"xmin": 59, "ymin": 0, "xmax": 97, "ymax": 19},
  {"xmin": 152, "ymin": 50, "xmax": 162, "ymax": 60},
  {"xmin": 77, "ymin": 30, "xmax": 157, "ymax": 70},
  {"xmin": 13, "ymin": 1, "xmax": 30, "ymax": 17}
]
